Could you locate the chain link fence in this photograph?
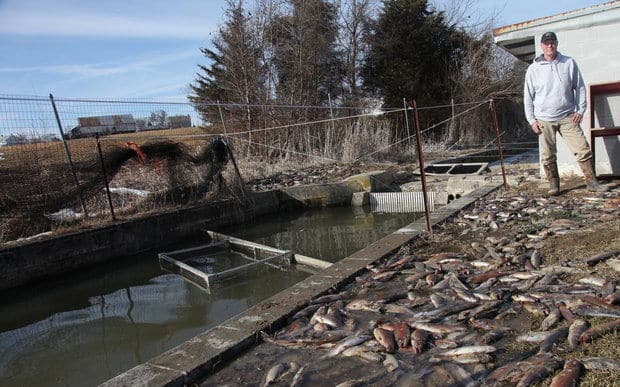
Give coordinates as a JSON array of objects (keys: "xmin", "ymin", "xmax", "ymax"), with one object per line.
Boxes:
[{"xmin": 0, "ymin": 94, "xmax": 508, "ymax": 244}]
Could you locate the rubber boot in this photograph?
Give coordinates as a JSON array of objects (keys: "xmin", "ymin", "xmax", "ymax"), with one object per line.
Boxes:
[
  {"xmin": 542, "ymin": 163, "xmax": 560, "ymax": 196},
  {"xmin": 578, "ymin": 160, "xmax": 609, "ymax": 192}
]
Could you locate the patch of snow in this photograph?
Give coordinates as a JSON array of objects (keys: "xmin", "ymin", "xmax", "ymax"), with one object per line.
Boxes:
[
  {"xmin": 47, "ymin": 208, "xmax": 83, "ymax": 221},
  {"xmin": 107, "ymin": 187, "xmax": 151, "ymax": 197},
  {"xmin": 14, "ymin": 231, "xmax": 53, "ymax": 243}
]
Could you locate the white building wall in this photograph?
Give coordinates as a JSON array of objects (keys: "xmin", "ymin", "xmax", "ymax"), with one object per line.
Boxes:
[{"xmin": 548, "ymin": 21, "xmax": 620, "ymax": 176}]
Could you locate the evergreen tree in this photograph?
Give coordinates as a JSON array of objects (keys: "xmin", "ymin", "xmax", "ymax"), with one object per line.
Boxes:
[
  {"xmin": 269, "ymin": 0, "xmax": 344, "ymax": 116},
  {"xmin": 189, "ymin": 0, "xmax": 266, "ymax": 132},
  {"xmin": 362, "ymin": 0, "xmax": 464, "ymax": 117}
]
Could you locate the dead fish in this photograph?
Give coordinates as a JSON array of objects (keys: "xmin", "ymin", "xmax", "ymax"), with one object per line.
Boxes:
[
  {"xmin": 405, "ymin": 272, "xmax": 430, "ymax": 283},
  {"xmin": 409, "ymin": 322, "xmax": 467, "ymax": 334},
  {"xmin": 522, "ymin": 301, "xmax": 549, "ymax": 317},
  {"xmin": 579, "ymin": 276, "xmax": 606, "ymax": 287},
  {"xmin": 373, "ymin": 270, "xmax": 398, "ymax": 281},
  {"xmin": 342, "ymin": 346, "xmax": 383, "ymax": 362},
  {"xmin": 381, "ymin": 322, "xmax": 410, "ymax": 349},
  {"xmin": 383, "ymin": 353, "xmax": 399, "ymax": 372},
  {"xmin": 441, "ymin": 362, "xmax": 476, "ymax": 387},
  {"xmin": 572, "ymin": 304, "xmax": 620, "ymax": 318},
  {"xmin": 324, "ymin": 334, "xmax": 371, "ymax": 358},
  {"xmin": 585, "ymin": 249, "xmax": 620, "ymax": 266},
  {"xmin": 515, "ymin": 355, "xmax": 563, "ymax": 387},
  {"xmin": 458, "ymin": 300, "xmax": 503, "ymax": 321},
  {"xmin": 410, "ymin": 329, "xmax": 430, "ymax": 353},
  {"xmin": 314, "ymin": 314, "xmax": 342, "ymax": 328},
  {"xmin": 539, "ymin": 327, "xmax": 568, "ymax": 353},
  {"xmin": 579, "ymin": 294, "xmax": 620, "ymax": 309},
  {"xmin": 604, "ymin": 292, "xmax": 620, "ymax": 305},
  {"xmin": 468, "ymin": 270, "xmax": 511, "ymax": 285},
  {"xmin": 434, "ymin": 339, "xmax": 458, "ymax": 349},
  {"xmin": 374, "ymin": 327, "xmax": 397, "ymax": 353},
  {"xmin": 557, "ymin": 302, "xmax": 575, "ymax": 323},
  {"xmin": 516, "ymin": 331, "xmax": 554, "ymax": 343},
  {"xmin": 579, "ymin": 319, "xmax": 620, "ymax": 343},
  {"xmin": 290, "ymin": 364, "xmax": 306, "ymax": 387},
  {"xmin": 311, "ymin": 291, "xmax": 350, "ymax": 305},
  {"xmin": 426, "ymin": 273, "xmax": 442, "ymax": 286},
  {"xmin": 567, "ymin": 319, "xmax": 588, "ymax": 351},
  {"xmin": 607, "ymin": 258, "xmax": 620, "ymax": 273},
  {"xmin": 441, "ymin": 353, "xmax": 493, "ymax": 364},
  {"xmin": 549, "ymin": 359, "xmax": 583, "ymax": 387},
  {"xmin": 581, "ymin": 357, "xmax": 620, "ymax": 371},
  {"xmin": 345, "ymin": 299, "xmax": 382, "ymax": 312},
  {"xmin": 600, "ymin": 279, "xmax": 616, "ymax": 298},
  {"xmin": 292, "ymin": 304, "xmax": 321, "ymax": 320},
  {"xmin": 541, "ymin": 305, "xmax": 562, "ymax": 331},
  {"xmin": 262, "ymin": 363, "xmax": 286, "ymax": 386},
  {"xmin": 439, "ymin": 345, "xmax": 496, "ymax": 357},
  {"xmin": 531, "ymin": 250, "xmax": 542, "ymax": 269},
  {"xmin": 481, "ymin": 330, "xmax": 506, "ymax": 345},
  {"xmin": 453, "ymin": 288, "xmax": 478, "ymax": 303}
]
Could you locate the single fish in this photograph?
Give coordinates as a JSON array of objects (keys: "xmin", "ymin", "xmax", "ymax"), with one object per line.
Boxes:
[
  {"xmin": 539, "ymin": 327, "xmax": 568, "ymax": 353},
  {"xmin": 383, "ymin": 353, "xmax": 399, "ymax": 372},
  {"xmin": 342, "ymin": 346, "xmax": 383, "ymax": 362},
  {"xmin": 515, "ymin": 356, "xmax": 563, "ymax": 387},
  {"xmin": 581, "ymin": 357, "xmax": 620, "ymax": 371},
  {"xmin": 549, "ymin": 360, "xmax": 583, "ymax": 387},
  {"xmin": 439, "ymin": 345, "xmax": 496, "ymax": 357},
  {"xmin": 531, "ymin": 250, "xmax": 542, "ymax": 269},
  {"xmin": 410, "ymin": 329, "xmax": 430, "ymax": 354},
  {"xmin": 481, "ymin": 329, "xmax": 506, "ymax": 345},
  {"xmin": 324, "ymin": 334, "xmax": 371, "ymax": 357},
  {"xmin": 409, "ymin": 321, "xmax": 467, "ymax": 334},
  {"xmin": 262, "ymin": 363, "xmax": 286, "ymax": 386},
  {"xmin": 572, "ymin": 304, "xmax": 620, "ymax": 318},
  {"xmin": 557, "ymin": 302, "xmax": 575, "ymax": 323},
  {"xmin": 567, "ymin": 319, "xmax": 588, "ymax": 350},
  {"xmin": 578, "ymin": 276, "xmax": 606, "ymax": 287},
  {"xmin": 541, "ymin": 304, "xmax": 562, "ymax": 331},
  {"xmin": 290, "ymin": 365, "xmax": 306, "ymax": 387},
  {"xmin": 580, "ymin": 319, "xmax": 620, "ymax": 343},
  {"xmin": 516, "ymin": 331, "xmax": 554, "ymax": 343},
  {"xmin": 604, "ymin": 292, "xmax": 620, "ymax": 305},
  {"xmin": 374, "ymin": 327, "xmax": 397, "ymax": 353}
]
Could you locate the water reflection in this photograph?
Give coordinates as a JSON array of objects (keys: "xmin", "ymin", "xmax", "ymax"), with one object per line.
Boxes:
[{"xmin": 0, "ymin": 206, "xmax": 419, "ymax": 386}]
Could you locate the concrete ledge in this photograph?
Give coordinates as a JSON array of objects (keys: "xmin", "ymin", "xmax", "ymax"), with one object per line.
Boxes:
[{"xmin": 101, "ymin": 182, "xmax": 503, "ymax": 386}]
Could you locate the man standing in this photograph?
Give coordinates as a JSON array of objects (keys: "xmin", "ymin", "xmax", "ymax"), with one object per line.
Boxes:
[{"xmin": 524, "ymin": 31, "xmax": 608, "ymax": 195}]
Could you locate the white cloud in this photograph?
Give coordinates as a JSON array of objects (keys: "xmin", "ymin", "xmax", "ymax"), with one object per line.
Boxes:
[
  {"xmin": 0, "ymin": 2, "xmax": 220, "ymax": 39},
  {"xmin": 0, "ymin": 49, "xmax": 199, "ymax": 78}
]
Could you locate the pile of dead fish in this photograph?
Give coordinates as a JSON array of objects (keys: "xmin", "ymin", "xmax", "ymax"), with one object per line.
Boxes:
[{"xmin": 258, "ymin": 190, "xmax": 619, "ymax": 386}]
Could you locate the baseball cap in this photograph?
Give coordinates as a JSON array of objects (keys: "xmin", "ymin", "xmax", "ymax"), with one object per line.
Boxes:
[{"xmin": 541, "ymin": 32, "xmax": 558, "ymax": 43}]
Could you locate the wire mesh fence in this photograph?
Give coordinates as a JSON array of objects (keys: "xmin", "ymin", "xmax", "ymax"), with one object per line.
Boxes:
[{"xmin": 0, "ymin": 94, "xmax": 507, "ymax": 244}]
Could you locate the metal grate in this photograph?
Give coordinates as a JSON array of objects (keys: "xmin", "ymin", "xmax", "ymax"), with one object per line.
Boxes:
[{"xmin": 369, "ymin": 192, "xmax": 436, "ymax": 213}]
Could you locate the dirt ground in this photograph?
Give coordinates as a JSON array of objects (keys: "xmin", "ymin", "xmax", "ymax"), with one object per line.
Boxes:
[{"xmin": 200, "ymin": 172, "xmax": 620, "ymax": 387}]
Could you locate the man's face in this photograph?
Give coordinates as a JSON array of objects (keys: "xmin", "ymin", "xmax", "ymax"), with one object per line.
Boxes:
[{"xmin": 541, "ymin": 39, "xmax": 558, "ymax": 58}]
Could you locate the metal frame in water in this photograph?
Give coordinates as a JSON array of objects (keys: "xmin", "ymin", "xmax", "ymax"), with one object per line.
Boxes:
[{"xmin": 159, "ymin": 231, "xmax": 331, "ymax": 291}]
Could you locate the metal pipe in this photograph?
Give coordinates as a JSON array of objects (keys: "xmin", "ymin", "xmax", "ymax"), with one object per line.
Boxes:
[
  {"xmin": 490, "ymin": 98, "xmax": 508, "ymax": 189},
  {"xmin": 411, "ymin": 99, "xmax": 432, "ymax": 233},
  {"xmin": 49, "ymin": 93, "xmax": 89, "ymax": 217},
  {"xmin": 95, "ymin": 134, "xmax": 116, "ymax": 220}
]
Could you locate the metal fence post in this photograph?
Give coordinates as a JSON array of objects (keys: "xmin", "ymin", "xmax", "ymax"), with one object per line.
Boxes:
[
  {"xmin": 403, "ymin": 98, "xmax": 413, "ymax": 160},
  {"xmin": 411, "ymin": 99, "xmax": 432, "ymax": 233},
  {"xmin": 217, "ymin": 100, "xmax": 245, "ymax": 189},
  {"xmin": 95, "ymin": 134, "xmax": 116, "ymax": 220},
  {"xmin": 490, "ymin": 98, "xmax": 508, "ymax": 189},
  {"xmin": 49, "ymin": 93, "xmax": 89, "ymax": 217}
]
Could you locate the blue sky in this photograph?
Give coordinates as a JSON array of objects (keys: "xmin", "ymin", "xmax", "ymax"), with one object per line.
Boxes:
[{"xmin": 0, "ymin": 0, "xmax": 609, "ymax": 100}]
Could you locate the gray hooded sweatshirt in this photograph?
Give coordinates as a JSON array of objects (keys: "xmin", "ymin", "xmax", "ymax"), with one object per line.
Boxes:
[{"xmin": 523, "ymin": 52, "xmax": 586, "ymax": 125}]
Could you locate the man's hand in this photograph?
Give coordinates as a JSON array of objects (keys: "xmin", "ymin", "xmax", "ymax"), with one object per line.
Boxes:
[
  {"xmin": 572, "ymin": 113, "xmax": 583, "ymax": 125},
  {"xmin": 531, "ymin": 121, "xmax": 542, "ymax": 135}
]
